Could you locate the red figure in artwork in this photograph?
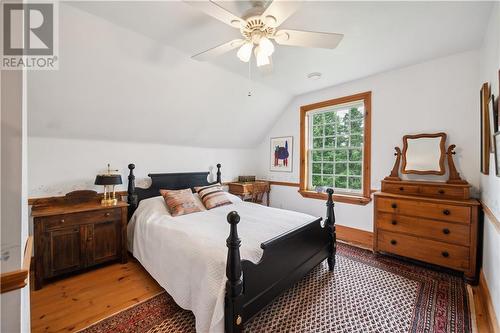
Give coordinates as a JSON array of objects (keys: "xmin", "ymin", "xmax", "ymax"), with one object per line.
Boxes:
[{"xmin": 274, "ymin": 140, "xmax": 289, "ymax": 167}]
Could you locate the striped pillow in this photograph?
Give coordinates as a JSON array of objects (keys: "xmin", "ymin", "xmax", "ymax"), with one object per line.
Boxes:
[
  {"xmin": 195, "ymin": 183, "xmax": 232, "ymax": 210},
  {"xmin": 160, "ymin": 189, "xmax": 202, "ymax": 217}
]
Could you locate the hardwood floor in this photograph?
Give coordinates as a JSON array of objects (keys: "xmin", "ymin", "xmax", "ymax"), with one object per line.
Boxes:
[
  {"xmin": 30, "ymin": 258, "xmax": 163, "ymax": 333},
  {"xmin": 31, "ymin": 257, "xmax": 492, "ymax": 333}
]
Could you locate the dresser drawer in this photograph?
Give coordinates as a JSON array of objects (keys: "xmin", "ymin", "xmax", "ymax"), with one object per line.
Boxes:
[
  {"xmin": 377, "ymin": 231, "xmax": 470, "ymax": 271},
  {"xmin": 41, "ymin": 208, "xmax": 121, "ymax": 229},
  {"xmin": 382, "ymin": 183, "xmax": 420, "ymax": 196},
  {"xmin": 376, "ymin": 212, "xmax": 470, "ymax": 246},
  {"xmin": 376, "ymin": 197, "xmax": 470, "ymax": 224},
  {"xmin": 419, "ymin": 186, "xmax": 467, "ymax": 200}
]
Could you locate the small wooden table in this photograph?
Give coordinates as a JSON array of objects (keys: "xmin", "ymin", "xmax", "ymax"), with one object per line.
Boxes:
[{"xmin": 228, "ymin": 181, "xmax": 271, "ymax": 206}]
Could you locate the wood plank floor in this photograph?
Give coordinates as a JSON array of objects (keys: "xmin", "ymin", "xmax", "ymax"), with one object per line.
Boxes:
[
  {"xmin": 31, "ymin": 258, "xmax": 491, "ymax": 333},
  {"xmin": 30, "ymin": 258, "xmax": 163, "ymax": 333}
]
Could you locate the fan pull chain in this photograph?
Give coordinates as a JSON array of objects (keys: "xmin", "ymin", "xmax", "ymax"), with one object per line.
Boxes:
[{"xmin": 247, "ymin": 58, "xmax": 252, "ymax": 97}]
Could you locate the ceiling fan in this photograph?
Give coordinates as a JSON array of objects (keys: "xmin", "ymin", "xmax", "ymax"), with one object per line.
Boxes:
[{"xmin": 188, "ymin": 1, "xmax": 344, "ymax": 67}]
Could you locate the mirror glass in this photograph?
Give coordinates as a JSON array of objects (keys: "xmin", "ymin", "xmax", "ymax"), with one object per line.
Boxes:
[{"xmin": 402, "ymin": 134, "xmax": 446, "ymax": 175}]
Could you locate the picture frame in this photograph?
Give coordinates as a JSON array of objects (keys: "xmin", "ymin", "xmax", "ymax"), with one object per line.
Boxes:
[
  {"xmin": 489, "ymin": 94, "xmax": 497, "ymax": 152},
  {"xmin": 494, "ymin": 132, "xmax": 500, "ymax": 177},
  {"xmin": 270, "ymin": 136, "xmax": 293, "ymax": 172},
  {"xmin": 480, "ymin": 83, "xmax": 491, "ymax": 174}
]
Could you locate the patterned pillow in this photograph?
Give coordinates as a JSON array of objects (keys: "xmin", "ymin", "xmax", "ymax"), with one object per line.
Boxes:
[
  {"xmin": 160, "ymin": 189, "xmax": 202, "ymax": 217},
  {"xmin": 194, "ymin": 183, "xmax": 232, "ymax": 210}
]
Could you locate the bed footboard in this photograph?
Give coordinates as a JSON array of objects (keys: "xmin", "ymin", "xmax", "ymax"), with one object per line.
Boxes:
[{"xmin": 224, "ymin": 189, "xmax": 336, "ymax": 333}]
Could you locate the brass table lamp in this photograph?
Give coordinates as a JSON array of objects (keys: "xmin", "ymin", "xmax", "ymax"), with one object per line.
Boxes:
[{"xmin": 94, "ymin": 164, "xmax": 122, "ymax": 205}]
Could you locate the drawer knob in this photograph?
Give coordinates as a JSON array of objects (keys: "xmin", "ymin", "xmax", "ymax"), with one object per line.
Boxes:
[
  {"xmin": 438, "ymin": 189, "xmax": 445, "ymax": 194},
  {"xmin": 391, "ymin": 220, "xmax": 397, "ymax": 225},
  {"xmin": 399, "ymin": 187, "xmax": 404, "ymax": 191},
  {"xmin": 442, "ymin": 209, "xmax": 450, "ymax": 215},
  {"xmin": 60, "ymin": 219, "xmax": 65, "ymax": 223},
  {"xmin": 390, "ymin": 239, "xmax": 397, "ymax": 245},
  {"xmin": 391, "ymin": 203, "xmax": 398, "ymax": 209},
  {"xmin": 442, "ymin": 228, "xmax": 450, "ymax": 235},
  {"xmin": 441, "ymin": 251, "xmax": 449, "ymax": 258},
  {"xmin": 105, "ymin": 212, "xmax": 111, "ymax": 217}
]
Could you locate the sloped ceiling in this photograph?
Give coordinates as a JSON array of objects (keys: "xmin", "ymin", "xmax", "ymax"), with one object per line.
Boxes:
[{"xmin": 28, "ymin": 1, "xmax": 492, "ymax": 148}]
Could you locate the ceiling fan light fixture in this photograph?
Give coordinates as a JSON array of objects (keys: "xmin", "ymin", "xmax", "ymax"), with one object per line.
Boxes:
[
  {"xmin": 259, "ymin": 36, "xmax": 275, "ymax": 56},
  {"xmin": 237, "ymin": 42, "xmax": 253, "ymax": 62},
  {"xmin": 255, "ymin": 46, "xmax": 270, "ymax": 67}
]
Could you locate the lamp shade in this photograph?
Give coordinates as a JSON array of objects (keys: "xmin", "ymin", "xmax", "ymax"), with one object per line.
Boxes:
[{"xmin": 94, "ymin": 174, "xmax": 122, "ymax": 186}]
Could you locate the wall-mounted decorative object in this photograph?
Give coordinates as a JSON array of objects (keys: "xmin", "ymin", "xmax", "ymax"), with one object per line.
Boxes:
[
  {"xmin": 270, "ymin": 136, "xmax": 293, "ymax": 172},
  {"xmin": 480, "ymin": 83, "xmax": 491, "ymax": 174},
  {"xmin": 489, "ymin": 94, "xmax": 498, "ymax": 153},
  {"xmin": 494, "ymin": 132, "xmax": 500, "ymax": 177}
]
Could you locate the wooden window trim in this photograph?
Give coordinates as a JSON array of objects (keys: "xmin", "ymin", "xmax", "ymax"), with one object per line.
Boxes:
[{"xmin": 299, "ymin": 91, "xmax": 372, "ymax": 206}]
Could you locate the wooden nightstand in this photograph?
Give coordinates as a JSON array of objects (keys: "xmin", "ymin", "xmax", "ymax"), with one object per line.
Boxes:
[
  {"xmin": 228, "ymin": 181, "xmax": 270, "ymax": 206},
  {"xmin": 32, "ymin": 191, "xmax": 128, "ymax": 290}
]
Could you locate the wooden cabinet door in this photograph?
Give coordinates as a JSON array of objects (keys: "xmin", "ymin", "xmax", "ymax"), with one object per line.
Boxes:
[
  {"xmin": 86, "ymin": 220, "xmax": 119, "ymax": 266},
  {"xmin": 46, "ymin": 226, "xmax": 83, "ymax": 277}
]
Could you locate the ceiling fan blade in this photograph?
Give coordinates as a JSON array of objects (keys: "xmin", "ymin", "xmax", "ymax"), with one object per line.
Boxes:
[
  {"xmin": 185, "ymin": 1, "xmax": 244, "ymax": 28},
  {"xmin": 274, "ymin": 29, "xmax": 344, "ymax": 49},
  {"xmin": 261, "ymin": 0, "xmax": 301, "ymax": 27},
  {"xmin": 192, "ymin": 39, "xmax": 244, "ymax": 61}
]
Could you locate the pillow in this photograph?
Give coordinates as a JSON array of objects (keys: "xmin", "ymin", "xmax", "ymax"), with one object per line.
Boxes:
[
  {"xmin": 195, "ymin": 183, "xmax": 232, "ymax": 210},
  {"xmin": 160, "ymin": 189, "xmax": 202, "ymax": 217}
]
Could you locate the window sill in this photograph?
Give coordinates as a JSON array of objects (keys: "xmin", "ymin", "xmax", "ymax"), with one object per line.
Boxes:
[{"xmin": 298, "ymin": 189, "xmax": 372, "ymax": 206}]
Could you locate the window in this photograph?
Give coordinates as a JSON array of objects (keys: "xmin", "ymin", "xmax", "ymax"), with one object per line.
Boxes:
[{"xmin": 299, "ymin": 92, "xmax": 371, "ymax": 205}]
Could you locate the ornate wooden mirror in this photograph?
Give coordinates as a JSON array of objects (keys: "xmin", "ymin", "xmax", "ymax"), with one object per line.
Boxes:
[{"xmin": 401, "ymin": 133, "xmax": 446, "ymax": 175}]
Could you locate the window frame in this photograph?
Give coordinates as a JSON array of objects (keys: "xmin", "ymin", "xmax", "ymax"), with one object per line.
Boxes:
[{"xmin": 299, "ymin": 91, "xmax": 372, "ymax": 205}]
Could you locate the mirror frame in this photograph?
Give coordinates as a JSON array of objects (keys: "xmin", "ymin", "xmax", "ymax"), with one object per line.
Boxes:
[{"xmin": 401, "ymin": 132, "xmax": 447, "ymax": 175}]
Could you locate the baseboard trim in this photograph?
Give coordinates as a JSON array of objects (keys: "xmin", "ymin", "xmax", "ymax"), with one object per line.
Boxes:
[
  {"xmin": 479, "ymin": 269, "xmax": 500, "ymax": 333},
  {"xmin": 336, "ymin": 225, "xmax": 373, "ymax": 250}
]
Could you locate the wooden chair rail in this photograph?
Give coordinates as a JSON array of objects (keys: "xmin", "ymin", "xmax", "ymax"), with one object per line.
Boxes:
[{"xmin": 1, "ymin": 236, "xmax": 33, "ymax": 293}]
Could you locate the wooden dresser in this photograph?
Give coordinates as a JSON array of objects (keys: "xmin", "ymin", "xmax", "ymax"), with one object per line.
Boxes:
[
  {"xmin": 32, "ymin": 191, "xmax": 128, "ymax": 290},
  {"xmin": 374, "ymin": 181, "xmax": 480, "ymax": 283}
]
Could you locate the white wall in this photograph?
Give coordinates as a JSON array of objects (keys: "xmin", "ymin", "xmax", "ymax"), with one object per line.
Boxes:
[
  {"xmin": 28, "ymin": 137, "xmax": 257, "ymax": 198},
  {"xmin": 256, "ymin": 50, "xmax": 480, "ymax": 232},
  {"xmin": 478, "ymin": 2, "xmax": 500, "ymax": 324}
]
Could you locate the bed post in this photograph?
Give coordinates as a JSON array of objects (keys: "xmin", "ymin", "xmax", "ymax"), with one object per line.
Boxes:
[
  {"xmin": 216, "ymin": 163, "xmax": 222, "ymax": 184},
  {"xmin": 326, "ymin": 188, "xmax": 336, "ymax": 271},
  {"xmin": 225, "ymin": 211, "xmax": 244, "ymax": 333},
  {"xmin": 127, "ymin": 164, "xmax": 138, "ymax": 220}
]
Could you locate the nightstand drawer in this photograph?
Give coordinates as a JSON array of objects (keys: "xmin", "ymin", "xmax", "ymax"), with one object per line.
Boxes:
[
  {"xmin": 376, "ymin": 212, "xmax": 469, "ymax": 246},
  {"xmin": 41, "ymin": 208, "xmax": 121, "ymax": 229},
  {"xmin": 376, "ymin": 197, "xmax": 470, "ymax": 224},
  {"xmin": 377, "ymin": 231, "xmax": 470, "ymax": 271}
]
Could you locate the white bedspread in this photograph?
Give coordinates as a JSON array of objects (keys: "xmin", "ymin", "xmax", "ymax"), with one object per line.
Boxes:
[{"xmin": 128, "ymin": 195, "xmax": 317, "ymax": 333}]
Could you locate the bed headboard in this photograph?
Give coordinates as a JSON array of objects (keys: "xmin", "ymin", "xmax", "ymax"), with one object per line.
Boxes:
[{"xmin": 126, "ymin": 163, "xmax": 221, "ymax": 219}]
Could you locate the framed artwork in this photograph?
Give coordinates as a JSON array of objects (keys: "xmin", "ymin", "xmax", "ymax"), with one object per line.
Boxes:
[
  {"xmin": 494, "ymin": 132, "xmax": 500, "ymax": 177},
  {"xmin": 270, "ymin": 136, "xmax": 293, "ymax": 172},
  {"xmin": 489, "ymin": 94, "xmax": 498, "ymax": 152},
  {"xmin": 480, "ymin": 83, "xmax": 491, "ymax": 174}
]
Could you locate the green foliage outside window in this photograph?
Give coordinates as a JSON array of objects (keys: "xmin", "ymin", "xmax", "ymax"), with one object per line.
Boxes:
[{"xmin": 309, "ymin": 106, "xmax": 364, "ymax": 192}]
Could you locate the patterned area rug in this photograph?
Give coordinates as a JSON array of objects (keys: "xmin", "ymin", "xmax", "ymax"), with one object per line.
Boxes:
[{"xmin": 79, "ymin": 243, "xmax": 473, "ymax": 333}]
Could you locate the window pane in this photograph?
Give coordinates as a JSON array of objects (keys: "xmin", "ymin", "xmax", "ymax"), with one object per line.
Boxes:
[
  {"xmin": 335, "ymin": 150, "xmax": 347, "ymax": 161},
  {"xmin": 349, "ymin": 107, "xmax": 364, "ymax": 119},
  {"xmin": 350, "ymin": 134, "xmax": 363, "ymax": 147},
  {"xmin": 324, "ymin": 124, "xmax": 335, "ymax": 136},
  {"xmin": 324, "ymin": 112, "xmax": 335, "ymax": 124},
  {"xmin": 349, "ymin": 149, "xmax": 362, "ymax": 162},
  {"xmin": 312, "ymin": 163, "xmax": 322, "ymax": 174},
  {"xmin": 322, "ymin": 175, "xmax": 334, "ymax": 187},
  {"xmin": 324, "ymin": 137, "xmax": 335, "ymax": 148},
  {"xmin": 349, "ymin": 163, "xmax": 362, "ymax": 176},
  {"xmin": 349, "ymin": 177, "xmax": 361, "ymax": 190},
  {"xmin": 323, "ymin": 163, "xmax": 334, "ymax": 174},
  {"xmin": 313, "ymin": 138, "xmax": 323, "ymax": 148},
  {"xmin": 323, "ymin": 150, "xmax": 334, "ymax": 161},
  {"xmin": 313, "ymin": 114, "xmax": 323, "ymax": 125},
  {"xmin": 313, "ymin": 126, "xmax": 323, "ymax": 137},
  {"xmin": 336, "ymin": 135, "xmax": 349, "ymax": 148},
  {"xmin": 351, "ymin": 120, "xmax": 363, "ymax": 133},
  {"xmin": 335, "ymin": 176, "xmax": 347, "ymax": 188},
  {"xmin": 312, "ymin": 150, "xmax": 322, "ymax": 162},
  {"xmin": 337, "ymin": 121, "xmax": 349, "ymax": 135},
  {"xmin": 335, "ymin": 162, "xmax": 347, "ymax": 175},
  {"xmin": 312, "ymin": 175, "xmax": 322, "ymax": 187}
]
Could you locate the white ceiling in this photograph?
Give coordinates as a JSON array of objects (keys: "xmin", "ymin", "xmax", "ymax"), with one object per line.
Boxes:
[
  {"xmin": 28, "ymin": 1, "xmax": 492, "ymax": 148},
  {"xmin": 70, "ymin": 1, "xmax": 492, "ymax": 95}
]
